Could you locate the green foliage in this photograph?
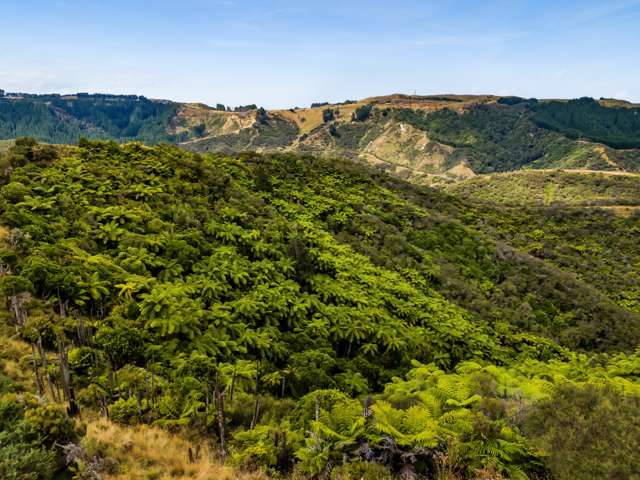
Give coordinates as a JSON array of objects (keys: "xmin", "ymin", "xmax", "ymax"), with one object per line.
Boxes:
[
  {"xmin": 0, "ymin": 94, "xmax": 178, "ymax": 144},
  {"xmin": 526, "ymin": 383, "xmax": 640, "ymax": 480},
  {"xmin": 533, "ymin": 97, "xmax": 640, "ymax": 149},
  {"xmin": 329, "ymin": 461, "xmax": 392, "ymax": 480},
  {"xmin": 0, "ymin": 274, "xmax": 34, "ymax": 296},
  {"xmin": 0, "ymin": 387, "xmax": 80, "ymax": 480},
  {"xmin": 2, "ymin": 140, "xmax": 640, "ymax": 478},
  {"xmin": 445, "ymin": 170, "xmax": 640, "ymax": 207},
  {"xmin": 392, "ymin": 104, "xmax": 575, "ymax": 173},
  {"xmin": 322, "ymin": 108, "xmax": 335, "ymax": 123},
  {"xmin": 352, "ymin": 104, "xmax": 373, "ymax": 122}
]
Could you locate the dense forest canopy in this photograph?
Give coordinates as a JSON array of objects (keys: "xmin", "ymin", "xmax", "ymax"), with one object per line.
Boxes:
[
  {"xmin": 0, "ymin": 94, "xmax": 178, "ymax": 144},
  {"xmin": 532, "ymin": 98, "xmax": 640, "ymax": 149},
  {"xmin": 0, "ymin": 139, "xmax": 639, "ymax": 479}
]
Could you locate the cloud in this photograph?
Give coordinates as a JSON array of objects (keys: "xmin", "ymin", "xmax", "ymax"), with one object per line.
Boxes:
[
  {"xmin": 566, "ymin": 0, "xmax": 640, "ymax": 26},
  {"xmin": 401, "ymin": 31, "xmax": 529, "ymax": 48}
]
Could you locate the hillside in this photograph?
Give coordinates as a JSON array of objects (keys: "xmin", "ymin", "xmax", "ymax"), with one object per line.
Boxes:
[
  {"xmin": 1, "ymin": 139, "xmax": 640, "ymax": 479},
  {"xmin": 444, "ymin": 169, "xmax": 640, "ymax": 207},
  {"xmin": 2, "ymin": 92, "xmax": 640, "ymax": 181}
]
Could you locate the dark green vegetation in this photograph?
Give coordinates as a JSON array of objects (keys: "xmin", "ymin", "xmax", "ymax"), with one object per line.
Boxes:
[
  {"xmin": 0, "ymin": 94, "xmax": 177, "ymax": 144},
  {"xmin": 2, "ymin": 92, "xmax": 640, "ymax": 178},
  {"xmin": 390, "ymin": 104, "xmax": 640, "ymax": 173},
  {"xmin": 445, "ymin": 170, "xmax": 640, "ymax": 316},
  {"xmin": 532, "ymin": 98, "xmax": 640, "ymax": 149},
  {"xmin": 1, "ymin": 139, "xmax": 640, "ymax": 479}
]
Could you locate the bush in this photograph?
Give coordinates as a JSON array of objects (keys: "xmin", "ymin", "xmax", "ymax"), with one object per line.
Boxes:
[
  {"xmin": 25, "ymin": 404, "xmax": 81, "ymax": 447},
  {"xmin": 497, "ymin": 96, "xmax": 526, "ymax": 106},
  {"xmin": 0, "ymin": 394, "xmax": 79, "ymax": 480},
  {"xmin": 5, "ymin": 138, "xmax": 58, "ymax": 167},
  {"xmin": 0, "ymin": 442, "xmax": 56, "ymax": 480},
  {"xmin": 352, "ymin": 104, "xmax": 373, "ymax": 122},
  {"xmin": 0, "ymin": 275, "xmax": 33, "ymax": 296},
  {"xmin": 526, "ymin": 383, "xmax": 640, "ymax": 480},
  {"xmin": 330, "ymin": 461, "xmax": 392, "ymax": 480},
  {"xmin": 109, "ymin": 397, "xmax": 141, "ymax": 425}
]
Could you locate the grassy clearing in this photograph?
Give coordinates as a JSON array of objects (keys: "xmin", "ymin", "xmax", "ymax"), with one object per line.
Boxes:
[
  {"xmin": 83, "ymin": 417, "xmax": 269, "ymax": 480},
  {"xmin": 277, "ymin": 103, "xmax": 362, "ymax": 135},
  {"xmin": 0, "ymin": 328, "xmax": 34, "ymax": 389},
  {"xmin": 444, "ymin": 169, "xmax": 640, "ymax": 207}
]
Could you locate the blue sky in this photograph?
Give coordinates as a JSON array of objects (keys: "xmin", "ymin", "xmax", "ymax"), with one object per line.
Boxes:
[{"xmin": 1, "ymin": 0, "xmax": 639, "ymax": 108}]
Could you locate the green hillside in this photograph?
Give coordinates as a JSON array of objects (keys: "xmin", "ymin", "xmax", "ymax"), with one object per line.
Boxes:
[
  {"xmin": 2, "ymin": 92, "xmax": 640, "ymax": 179},
  {"xmin": 0, "ymin": 94, "xmax": 177, "ymax": 144},
  {"xmin": 1, "ymin": 139, "xmax": 640, "ymax": 479},
  {"xmin": 445, "ymin": 169, "xmax": 640, "ymax": 206},
  {"xmin": 533, "ymin": 97, "xmax": 640, "ymax": 149}
]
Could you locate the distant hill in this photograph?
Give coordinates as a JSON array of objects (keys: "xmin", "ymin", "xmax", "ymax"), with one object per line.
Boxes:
[
  {"xmin": 443, "ymin": 169, "xmax": 640, "ymax": 208},
  {"xmin": 1, "ymin": 91, "xmax": 640, "ymax": 180}
]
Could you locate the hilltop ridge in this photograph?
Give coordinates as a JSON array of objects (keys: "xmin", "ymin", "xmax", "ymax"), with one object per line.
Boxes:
[{"xmin": 1, "ymin": 90, "xmax": 640, "ymax": 181}]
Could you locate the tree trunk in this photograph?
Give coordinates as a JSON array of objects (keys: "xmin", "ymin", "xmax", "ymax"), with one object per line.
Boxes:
[
  {"xmin": 204, "ymin": 383, "xmax": 210, "ymax": 416},
  {"xmin": 150, "ymin": 353, "xmax": 156, "ymax": 408},
  {"xmin": 100, "ymin": 395, "xmax": 110, "ymax": 419},
  {"xmin": 136, "ymin": 390, "xmax": 143, "ymax": 421},
  {"xmin": 30, "ymin": 342, "xmax": 44, "ymax": 396},
  {"xmin": 229, "ymin": 370, "xmax": 236, "ymax": 402},
  {"xmin": 76, "ymin": 316, "xmax": 86, "ymax": 346},
  {"xmin": 214, "ymin": 382, "xmax": 226, "ymax": 458},
  {"xmin": 37, "ymin": 336, "xmax": 58, "ymax": 402},
  {"xmin": 9, "ymin": 293, "xmax": 28, "ymax": 330},
  {"xmin": 107, "ymin": 358, "xmax": 116, "ymax": 394},
  {"xmin": 57, "ymin": 334, "xmax": 80, "ymax": 417},
  {"xmin": 59, "ymin": 297, "xmax": 67, "ymax": 319},
  {"xmin": 250, "ymin": 395, "xmax": 261, "ymax": 430},
  {"xmin": 250, "ymin": 360, "xmax": 260, "ymax": 429}
]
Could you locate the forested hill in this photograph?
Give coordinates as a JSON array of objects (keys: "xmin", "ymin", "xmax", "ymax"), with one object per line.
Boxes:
[
  {"xmin": 2, "ymin": 91, "xmax": 640, "ymax": 181},
  {"xmin": 1, "ymin": 139, "xmax": 640, "ymax": 479},
  {"xmin": 0, "ymin": 93, "xmax": 177, "ymax": 144}
]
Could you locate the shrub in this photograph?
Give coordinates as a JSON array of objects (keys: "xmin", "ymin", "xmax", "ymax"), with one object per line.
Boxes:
[
  {"xmin": 108, "ymin": 397, "xmax": 140, "ymax": 425},
  {"xmin": 526, "ymin": 383, "xmax": 640, "ymax": 480},
  {"xmin": 330, "ymin": 461, "xmax": 392, "ymax": 480},
  {"xmin": 352, "ymin": 104, "xmax": 373, "ymax": 122}
]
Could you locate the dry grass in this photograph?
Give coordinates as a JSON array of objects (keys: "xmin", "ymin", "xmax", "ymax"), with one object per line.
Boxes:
[
  {"xmin": 0, "ymin": 327, "xmax": 261, "ymax": 479},
  {"xmin": 0, "ymin": 332, "xmax": 35, "ymax": 388},
  {"xmin": 277, "ymin": 103, "xmax": 361, "ymax": 134},
  {"xmin": 85, "ymin": 417, "xmax": 270, "ymax": 480},
  {"xmin": 0, "ymin": 139, "xmax": 15, "ymax": 153}
]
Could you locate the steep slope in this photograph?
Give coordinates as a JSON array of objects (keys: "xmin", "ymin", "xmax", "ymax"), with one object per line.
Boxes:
[
  {"xmin": 177, "ymin": 94, "xmax": 640, "ymax": 180},
  {"xmin": 441, "ymin": 169, "xmax": 640, "ymax": 315},
  {"xmin": 1, "ymin": 139, "xmax": 639, "ymax": 361},
  {"xmin": 2, "ymin": 140, "xmax": 640, "ymax": 479},
  {"xmin": 0, "ymin": 93, "xmax": 177, "ymax": 144},
  {"xmin": 2, "ymin": 92, "xmax": 640, "ymax": 180}
]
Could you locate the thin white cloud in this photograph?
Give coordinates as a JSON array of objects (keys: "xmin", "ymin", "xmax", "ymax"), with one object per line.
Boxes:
[
  {"xmin": 402, "ymin": 31, "xmax": 529, "ymax": 48},
  {"xmin": 565, "ymin": 0, "xmax": 640, "ymax": 26}
]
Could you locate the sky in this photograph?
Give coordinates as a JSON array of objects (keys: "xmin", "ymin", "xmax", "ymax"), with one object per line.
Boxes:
[{"xmin": 1, "ymin": 0, "xmax": 639, "ymax": 109}]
